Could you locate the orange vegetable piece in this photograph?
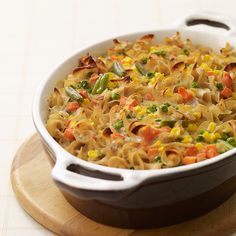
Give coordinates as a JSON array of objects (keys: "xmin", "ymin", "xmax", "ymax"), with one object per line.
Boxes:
[
  {"xmin": 111, "ymin": 133, "xmax": 125, "ymax": 139},
  {"xmin": 64, "ymin": 128, "xmax": 75, "ymax": 141},
  {"xmin": 145, "ymin": 92, "xmax": 154, "ymax": 101},
  {"xmin": 222, "ymin": 73, "xmax": 233, "ymax": 89},
  {"xmin": 178, "ymin": 86, "xmax": 193, "ymax": 102},
  {"xmin": 182, "ymin": 156, "xmax": 197, "ymax": 165},
  {"xmin": 119, "ymin": 96, "xmax": 127, "ymax": 106},
  {"xmin": 79, "ymin": 89, "xmax": 89, "ymax": 98},
  {"xmin": 184, "ymin": 146, "xmax": 198, "ymax": 156},
  {"xmin": 220, "ymin": 87, "xmax": 232, "ymax": 98},
  {"xmin": 66, "ymin": 101, "xmax": 79, "ymax": 112},
  {"xmin": 205, "ymin": 145, "xmax": 219, "ymax": 158},
  {"xmin": 143, "ymin": 127, "xmax": 160, "ymax": 144}
]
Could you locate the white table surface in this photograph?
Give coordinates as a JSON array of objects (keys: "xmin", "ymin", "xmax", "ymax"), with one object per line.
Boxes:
[{"xmin": 1, "ymin": 0, "xmax": 236, "ymax": 235}]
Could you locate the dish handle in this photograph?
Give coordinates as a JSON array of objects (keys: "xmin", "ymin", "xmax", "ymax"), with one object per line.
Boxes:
[
  {"xmin": 176, "ymin": 12, "xmax": 236, "ymax": 36},
  {"xmin": 51, "ymin": 154, "xmax": 143, "ymax": 201}
]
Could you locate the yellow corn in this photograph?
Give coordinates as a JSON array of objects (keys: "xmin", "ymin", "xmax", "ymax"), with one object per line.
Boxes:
[
  {"xmin": 188, "ymin": 123, "xmax": 198, "ymax": 132},
  {"xmin": 88, "ymin": 150, "xmax": 100, "ymax": 159},
  {"xmin": 181, "ymin": 135, "xmax": 193, "ymax": 143},
  {"xmin": 203, "ymin": 54, "xmax": 211, "ymax": 62},
  {"xmin": 171, "ymin": 127, "xmax": 181, "ymax": 136},
  {"xmin": 147, "ymin": 113, "xmax": 157, "ymax": 118},
  {"xmin": 203, "ymin": 131, "xmax": 211, "ymax": 142},
  {"xmin": 193, "ymin": 112, "xmax": 201, "ymax": 119},
  {"xmin": 196, "ymin": 143, "xmax": 204, "ymax": 150},
  {"xmin": 122, "ymin": 56, "xmax": 132, "ymax": 64},
  {"xmin": 150, "ymin": 46, "xmax": 158, "ymax": 53},
  {"xmin": 164, "ymin": 88, "xmax": 173, "ymax": 97},
  {"xmin": 154, "ymin": 140, "xmax": 162, "ymax": 147},
  {"xmin": 208, "ymin": 122, "xmax": 216, "ymax": 132},
  {"xmin": 183, "ymin": 105, "xmax": 191, "ymax": 111},
  {"xmin": 200, "ymin": 63, "xmax": 211, "ymax": 71},
  {"xmin": 213, "ymin": 70, "xmax": 220, "ymax": 75},
  {"xmin": 158, "ymin": 146, "xmax": 165, "ymax": 152}
]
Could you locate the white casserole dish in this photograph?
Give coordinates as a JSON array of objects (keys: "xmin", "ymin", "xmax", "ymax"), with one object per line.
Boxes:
[{"xmin": 33, "ymin": 12, "xmax": 236, "ymax": 228}]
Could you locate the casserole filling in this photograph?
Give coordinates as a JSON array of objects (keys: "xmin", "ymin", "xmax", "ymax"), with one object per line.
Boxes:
[{"xmin": 46, "ymin": 32, "xmax": 236, "ymax": 169}]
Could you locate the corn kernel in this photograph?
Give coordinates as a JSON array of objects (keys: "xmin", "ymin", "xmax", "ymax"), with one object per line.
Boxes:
[
  {"xmin": 170, "ymin": 127, "xmax": 181, "ymax": 136},
  {"xmin": 70, "ymin": 121, "xmax": 77, "ymax": 128},
  {"xmin": 122, "ymin": 57, "xmax": 132, "ymax": 63},
  {"xmin": 154, "ymin": 140, "xmax": 162, "ymax": 146},
  {"xmin": 138, "ymin": 107, "xmax": 147, "ymax": 116},
  {"xmin": 203, "ymin": 131, "xmax": 211, "ymax": 142},
  {"xmin": 158, "ymin": 146, "xmax": 165, "ymax": 152},
  {"xmin": 150, "ymin": 46, "xmax": 158, "ymax": 53},
  {"xmin": 188, "ymin": 123, "xmax": 198, "ymax": 132},
  {"xmin": 200, "ymin": 63, "xmax": 211, "ymax": 71},
  {"xmin": 133, "ymin": 106, "xmax": 141, "ymax": 113},
  {"xmin": 181, "ymin": 135, "xmax": 193, "ymax": 143},
  {"xmin": 208, "ymin": 122, "xmax": 216, "ymax": 132},
  {"xmin": 88, "ymin": 150, "xmax": 100, "ymax": 159},
  {"xmin": 203, "ymin": 55, "xmax": 211, "ymax": 62},
  {"xmin": 183, "ymin": 105, "xmax": 191, "ymax": 111},
  {"xmin": 147, "ymin": 113, "xmax": 157, "ymax": 118},
  {"xmin": 196, "ymin": 143, "xmax": 204, "ymax": 150},
  {"xmin": 213, "ymin": 70, "xmax": 220, "ymax": 75},
  {"xmin": 193, "ymin": 112, "xmax": 201, "ymax": 119}
]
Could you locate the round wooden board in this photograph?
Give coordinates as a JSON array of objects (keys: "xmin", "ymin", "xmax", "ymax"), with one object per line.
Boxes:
[{"xmin": 11, "ymin": 134, "xmax": 236, "ymax": 236}]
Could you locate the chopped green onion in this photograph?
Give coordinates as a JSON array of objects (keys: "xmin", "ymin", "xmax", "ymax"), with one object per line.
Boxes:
[
  {"xmin": 111, "ymin": 92, "xmax": 120, "ymax": 100},
  {"xmin": 227, "ymin": 137, "xmax": 236, "ymax": 147},
  {"xmin": 217, "ymin": 65, "xmax": 223, "ymax": 70},
  {"xmin": 183, "ymin": 48, "xmax": 189, "ymax": 56},
  {"xmin": 147, "ymin": 104, "xmax": 157, "ymax": 113},
  {"xmin": 79, "ymin": 80, "xmax": 89, "ymax": 89},
  {"xmin": 146, "ymin": 72, "xmax": 155, "ymax": 79},
  {"xmin": 153, "ymin": 50, "xmax": 167, "ymax": 57},
  {"xmin": 216, "ymin": 83, "xmax": 224, "ymax": 91},
  {"xmin": 141, "ymin": 57, "xmax": 148, "ymax": 64},
  {"xmin": 65, "ymin": 86, "xmax": 84, "ymax": 103},
  {"xmin": 112, "ymin": 61, "xmax": 124, "ymax": 77},
  {"xmin": 217, "ymin": 139, "xmax": 234, "ymax": 151},
  {"xmin": 113, "ymin": 120, "xmax": 123, "ymax": 130},
  {"xmin": 160, "ymin": 120, "xmax": 176, "ymax": 128},
  {"xmin": 191, "ymin": 81, "xmax": 199, "ymax": 88},
  {"xmin": 135, "ymin": 62, "xmax": 147, "ymax": 75},
  {"xmin": 92, "ymin": 73, "xmax": 109, "ymax": 95},
  {"xmin": 199, "ymin": 130, "xmax": 205, "ymax": 135},
  {"xmin": 155, "ymin": 118, "xmax": 162, "ymax": 122}
]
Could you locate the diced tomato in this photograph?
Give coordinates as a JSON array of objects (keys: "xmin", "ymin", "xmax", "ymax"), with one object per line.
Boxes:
[
  {"xmin": 128, "ymin": 99, "xmax": 139, "ymax": 110},
  {"xmin": 143, "ymin": 126, "xmax": 160, "ymax": 144},
  {"xmin": 79, "ymin": 89, "xmax": 89, "ymax": 98},
  {"xmin": 182, "ymin": 156, "xmax": 197, "ymax": 165},
  {"xmin": 119, "ymin": 96, "xmax": 127, "ymax": 106},
  {"xmin": 111, "ymin": 132, "xmax": 125, "ymax": 139},
  {"xmin": 145, "ymin": 92, "xmax": 154, "ymax": 101},
  {"xmin": 66, "ymin": 101, "xmax": 79, "ymax": 112},
  {"xmin": 222, "ymin": 73, "xmax": 233, "ymax": 89},
  {"xmin": 184, "ymin": 146, "xmax": 198, "ymax": 156},
  {"xmin": 177, "ymin": 87, "xmax": 193, "ymax": 102},
  {"xmin": 64, "ymin": 128, "xmax": 75, "ymax": 141},
  {"xmin": 205, "ymin": 145, "xmax": 219, "ymax": 158},
  {"xmin": 89, "ymin": 74, "xmax": 99, "ymax": 85},
  {"xmin": 220, "ymin": 87, "xmax": 232, "ymax": 98}
]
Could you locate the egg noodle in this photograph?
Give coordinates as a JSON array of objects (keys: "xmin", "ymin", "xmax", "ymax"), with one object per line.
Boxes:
[{"xmin": 46, "ymin": 33, "xmax": 236, "ymax": 169}]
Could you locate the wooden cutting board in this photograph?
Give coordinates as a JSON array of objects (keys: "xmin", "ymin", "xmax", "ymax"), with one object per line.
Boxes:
[{"xmin": 11, "ymin": 134, "xmax": 236, "ymax": 236}]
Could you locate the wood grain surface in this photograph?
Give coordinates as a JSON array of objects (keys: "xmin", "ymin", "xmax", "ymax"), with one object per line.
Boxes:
[{"xmin": 11, "ymin": 134, "xmax": 236, "ymax": 236}]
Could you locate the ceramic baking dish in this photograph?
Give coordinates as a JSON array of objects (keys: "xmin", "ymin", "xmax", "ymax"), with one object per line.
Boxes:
[{"xmin": 33, "ymin": 12, "xmax": 236, "ymax": 228}]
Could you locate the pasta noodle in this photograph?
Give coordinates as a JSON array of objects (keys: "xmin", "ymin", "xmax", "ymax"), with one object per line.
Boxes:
[{"xmin": 46, "ymin": 32, "xmax": 236, "ymax": 170}]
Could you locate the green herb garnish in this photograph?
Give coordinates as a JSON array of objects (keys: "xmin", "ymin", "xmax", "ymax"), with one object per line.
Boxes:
[
  {"xmin": 216, "ymin": 83, "xmax": 224, "ymax": 91},
  {"xmin": 147, "ymin": 104, "xmax": 157, "ymax": 113},
  {"xmin": 183, "ymin": 48, "xmax": 189, "ymax": 56},
  {"xmin": 111, "ymin": 92, "xmax": 120, "ymax": 100},
  {"xmin": 113, "ymin": 120, "xmax": 124, "ymax": 130}
]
